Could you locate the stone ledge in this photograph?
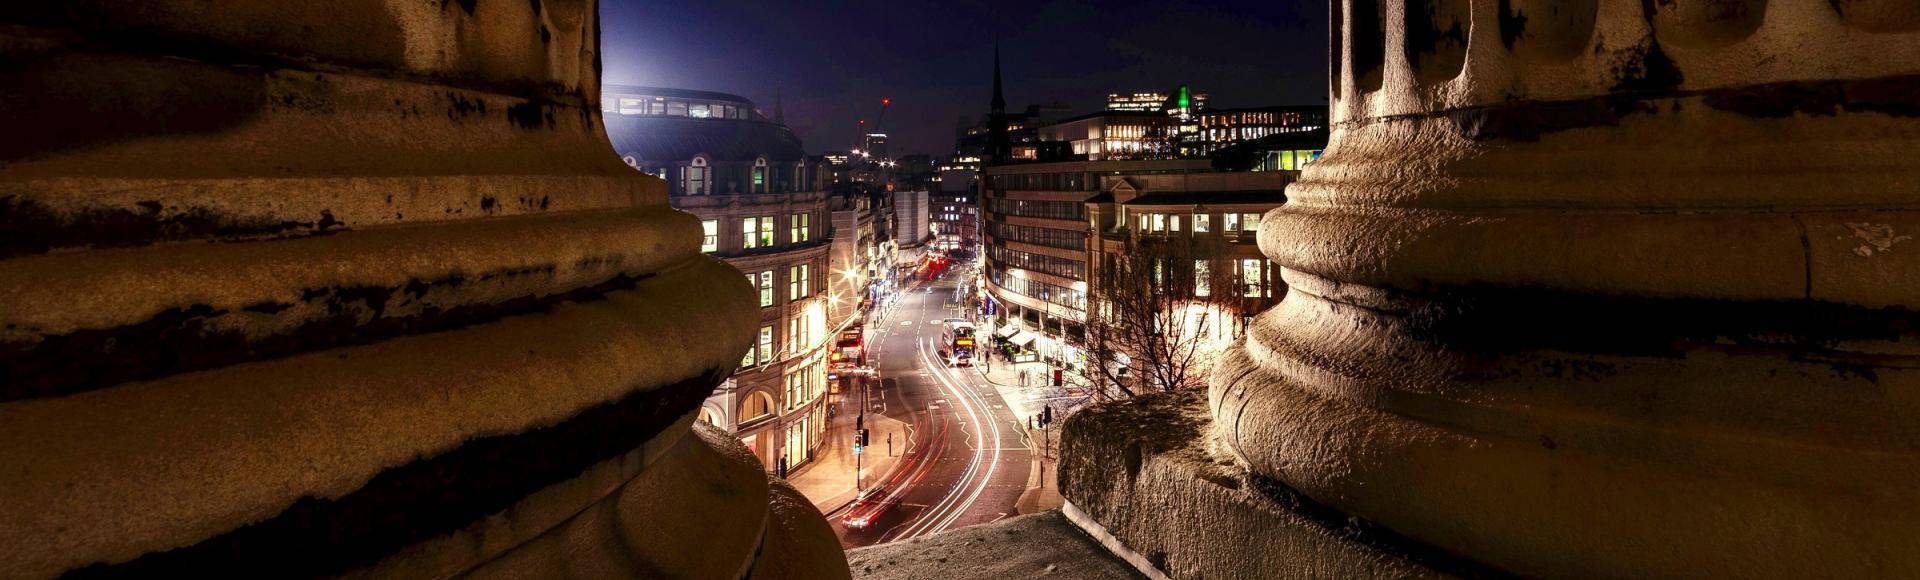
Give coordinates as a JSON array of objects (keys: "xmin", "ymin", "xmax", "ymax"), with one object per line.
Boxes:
[
  {"xmin": 846, "ymin": 511, "xmax": 1138, "ymax": 580},
  {"xmin": 1059, "ymin": 389, "xmax": 1496, "ymax": 579}
]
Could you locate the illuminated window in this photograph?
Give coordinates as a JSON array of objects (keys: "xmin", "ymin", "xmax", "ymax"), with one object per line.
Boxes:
[
  {"xmin": 752, "ymin": 271, "xmax": 773, "ymax": 307},
  {"xmin": 743, "ymin": 216, "xmax": 774, "ymax": 248},
  {"xmin": 1152, "ymin": 214, "xmax": 1167, "ymax": 233},
  {"xmin": 1170, "ymin": 215, "xmax": 1182, "ymax": 232},
  {"xmin": 683, "ymin": 157, "xmax": 709, "ymax": 195},
  {"xmin": 740, "ymin": 391, "xmax": 773, "ymax": 422},
  {"xmin": 1194, "ymin": 213, "xmax": 1210, "ymax": 233},
  {"xmin": 786, "ymin": 368, "xmax": 800, "ymax": 407},
  {"xmin": 758, "ymin": 326, "xmax": 774, "ymax": 362},
  {"xmin": 1223, "ymin": 212, "xmax": 1240, "ymax": 232},
  {"xmin": 1241, "ymin": 259, "xmax": 1263, "ymax": 297},
  {"xmin": 690, "ymin": 103, "xmax": 711, "ymax": 118},
  {"xmin": 788, "ymin": 264, "xmax": 810, "ymax": 301},
  {"xmin": 1241, "ymin": 212, "xmax": 1262, "ymax": 231},
  {"xmin": 787, "ymin": 317, "xmax": 801, "ymax": 355},
  {"xmin": 1195, "ymin": 260, "xmax": 1211, "ymax": 296},
  {"xmin": 752, "ymin": 157, "xmax": 768, "ymax": 193},
  {"xmin": 790, "ymin": 213, "xmax": 810, "ymax": 243},
  {"xmin": 743, "ymin": 323, "xmax": 774, "ymax": 368},
  {"xmin": 701, "ymin": 220, "xmax": 717, "ymax": 253}
]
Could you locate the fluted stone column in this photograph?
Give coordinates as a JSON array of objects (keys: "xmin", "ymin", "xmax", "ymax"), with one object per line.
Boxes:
[
  {"xmin": 1212, "ymin": 0, "xmax": 1920, "ymax": 577},
  {"xmin": 0, "ymin": 2, "xmax": 847, "ymax": 578}
]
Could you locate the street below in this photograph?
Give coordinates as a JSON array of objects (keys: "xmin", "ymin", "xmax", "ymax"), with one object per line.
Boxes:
[{"xmin": 821, "ymin": 264, "xmax": 1042, "ymax": 548}]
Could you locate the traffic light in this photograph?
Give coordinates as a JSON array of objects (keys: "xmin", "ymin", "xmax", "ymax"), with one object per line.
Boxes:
[{"xmin": 858, "ymin": 428, "xmax": 870, "ymax": 446}]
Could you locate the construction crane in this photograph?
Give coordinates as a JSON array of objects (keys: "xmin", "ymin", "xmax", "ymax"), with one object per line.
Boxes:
[{"xmin": 852, "ymin": 96, "xmax": 891, "ymax": 161}]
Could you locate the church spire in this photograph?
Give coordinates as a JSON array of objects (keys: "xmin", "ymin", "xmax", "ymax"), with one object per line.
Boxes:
[
  {"xmin": 986, "ymin": 42, "xmax": 1010, "ymax": 167},
  {"xmin": 990, "ymin": 42, "xmax": 1006, "ymax": 113},
  {"xmin": 773, "ymin": 86, "xmax": 785, "ymax": 124}
]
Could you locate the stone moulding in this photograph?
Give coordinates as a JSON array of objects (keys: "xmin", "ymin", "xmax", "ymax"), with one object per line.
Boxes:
[
  {"xmin": 0, "ymin": 0, "xmax": 850, "ymax": 577},
  {"xmin": 1190, "ymin": 0, "xmax": 1920, "ymax": 576},
  {"xmin": 1, "ymin": 258, "xmax": 756, "ymax": 576},
  {"xmin": 0, "ymin": 206, "xmax": 701, "ymax": 400}
]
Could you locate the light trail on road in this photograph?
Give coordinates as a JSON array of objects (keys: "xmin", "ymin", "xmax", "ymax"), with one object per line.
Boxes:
[
  {"xmin": 831, "ymin": 269, "xmax": 1035, "ymax": 548},
  {"xmin": 887, "ymin": 335, "xmax": 1005, "ymax": 540},
  {"xmin": 920, "ymin": 337, "xmax": 1009, "ymax": 536}
]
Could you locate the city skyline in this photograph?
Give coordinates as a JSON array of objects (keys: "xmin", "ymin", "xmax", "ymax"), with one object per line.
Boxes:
[{"xmin": 599, "ymin": 0, "xmax": 1329, "ymax": 156}]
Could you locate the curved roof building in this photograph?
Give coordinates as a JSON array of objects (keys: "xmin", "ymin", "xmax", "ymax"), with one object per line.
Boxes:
[
  {"xmin": 603, "ymin": 85, "xmax": 807, "ymax": 192},
  {"xmin": 602, "ymin": 84, "xmax": 854, "ymax": 480}
]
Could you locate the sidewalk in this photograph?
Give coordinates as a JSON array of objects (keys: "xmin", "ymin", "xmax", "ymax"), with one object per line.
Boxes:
[
  {"xmin": 967, "ymin": 356, "xmax": 1068, "ymax": 515},
  {"xmin": 788, "ymin": 392, "xmax": 912, "ymax": 516}
]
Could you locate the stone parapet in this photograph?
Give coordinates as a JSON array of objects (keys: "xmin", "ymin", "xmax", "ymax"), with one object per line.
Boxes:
[{"xmin": 1059, "ymin": 390, "xmax": 1468, "ymax": 579}]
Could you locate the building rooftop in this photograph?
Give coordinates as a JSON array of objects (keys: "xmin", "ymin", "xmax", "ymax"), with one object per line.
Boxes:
[
  {"xmin": 1046, "ymin": 110, "xmax": 1169, "ymax": 126},
  {"xmin": 603, "ymin": 85, "xmax": 758, "ymax": 106},
  {"xmin": 1119, "ymin": 190, "xmax": 1287, "ymax": 206},
  {"xmin": 604, "ymin": 114, "xmax": 806, "ymax": 163}
]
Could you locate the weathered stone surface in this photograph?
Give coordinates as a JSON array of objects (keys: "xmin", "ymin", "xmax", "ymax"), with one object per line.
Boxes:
[
  {"xmin": 751, "ymin": 479, "xmax": 857, "ymax": 580},
  {"xmin": 1060, "ymin": 390, "xmax": 1462, "ymax": 579},
  {"xmin": 0, "ymin": 1, "xmax": 848, "ymax": 577},
  {"xmin": 1194, "ymin": 1, "xmax": 1920, "ymax": 578},
  {"xmin": 456, "ymin": 425, "xmax": 775, "ymax": 579},
  {"xmin": 847, "ymin": 510, "xmax": 1139, "ymax": 580}
]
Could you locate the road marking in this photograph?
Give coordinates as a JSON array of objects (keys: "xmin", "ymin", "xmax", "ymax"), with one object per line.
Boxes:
[
  {"xmin": 889, "ymin": 336, "xmax": 1006, "ymax": 541},
  {"xmin": 900, "ymin": 320, "xmax": 913, "ymax": 326}
]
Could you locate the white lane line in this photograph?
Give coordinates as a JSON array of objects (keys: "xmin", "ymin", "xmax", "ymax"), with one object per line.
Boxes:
[
  {"xmin": 928, "ymin": 342, "xmax": 1005, "ymax": 535},
  {"xmin": 891, "ymin": 337, "xmax": 971, "ymax": 540},
  {"xmin": 892, "ymin": 336, "xmax": 1000, "ymax": 541},
  {"xmin": 902, "ymin": 335, "xmax": 1005, "ymax": 539}
]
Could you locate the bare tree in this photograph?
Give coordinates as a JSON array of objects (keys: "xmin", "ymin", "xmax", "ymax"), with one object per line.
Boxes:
[{"xmin": 1080, "ymin": 233, "xmax": 1261, "ymax": 400}]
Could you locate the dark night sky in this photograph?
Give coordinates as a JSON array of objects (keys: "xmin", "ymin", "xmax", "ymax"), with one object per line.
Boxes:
[{"xmin": 599, "ymin": 0, "xmax": 1329, "ymax": 157}]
